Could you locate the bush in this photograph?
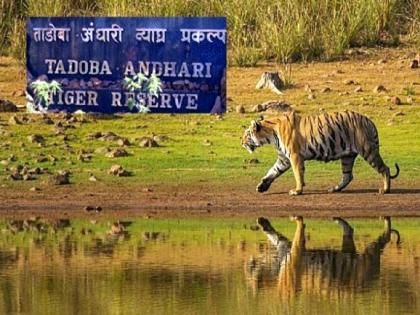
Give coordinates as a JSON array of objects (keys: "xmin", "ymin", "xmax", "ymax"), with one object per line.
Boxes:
[{"xmin": 2, "ymin": 0, "xmax": 419, "ymax": 65}]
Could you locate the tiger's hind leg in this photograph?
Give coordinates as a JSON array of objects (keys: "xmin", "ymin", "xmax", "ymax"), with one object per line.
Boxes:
[
  {"xmin": 328, "ymin": 155, "xmax": 357, "ymax": 193},
  {"xmin": 362, "ymin": 149, "xmax": 396, "ymax": 194}
]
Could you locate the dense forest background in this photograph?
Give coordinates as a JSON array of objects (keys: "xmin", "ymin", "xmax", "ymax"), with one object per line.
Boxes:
[{"xmin": 0, "ymin": 0, "xmax": 419, "ymax": 66}]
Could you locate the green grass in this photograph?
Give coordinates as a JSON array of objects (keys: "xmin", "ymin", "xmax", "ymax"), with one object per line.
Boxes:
[
  {"xmin": 1, "ymin": 46, "xmax": 419, "ymax": 193},
  {"xmin": 1, "ymin": 217, "xmax": 418, "ymax": 246},
  {"xmin": 0, "ymin": 108, "xmax": 419, "ymax": 191},
  {"xmin": 1, "ymin": 0, "xmax": 420, "ymax": 64}
]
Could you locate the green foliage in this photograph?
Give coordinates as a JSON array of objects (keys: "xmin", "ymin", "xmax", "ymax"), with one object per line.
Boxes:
[
  {"xmin": 229, "ymin": 47, "xmax": 262, "ymax": 67},
  {"xmin": 2, "ymin": 0, "xmax": 420, "ymax": 63},
  {"xmin": 403, "ymin": 85, "xmax": 416, "ymax": 96},
  {"xmin": 123, "ymin": 73, "xmax": 162, "ymax": 113},
  {"xmin": 29, "ymin": 79, "xmax": 61, "ymax": 113}
]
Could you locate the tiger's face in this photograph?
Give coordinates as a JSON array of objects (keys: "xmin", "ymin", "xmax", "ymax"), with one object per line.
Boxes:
[{"xmin": 242, "ymin": 120, "xmax": 269, "ymax": 153}]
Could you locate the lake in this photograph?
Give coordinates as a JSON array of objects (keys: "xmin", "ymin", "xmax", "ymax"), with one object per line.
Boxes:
[{"xmin": 0, "ymin": 217, "xmax": 419, "ymax": 315}]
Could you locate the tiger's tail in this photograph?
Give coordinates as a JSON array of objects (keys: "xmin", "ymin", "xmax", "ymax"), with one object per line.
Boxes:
[{"xmin": 390, "ymin": 163, "xmax": 400, "ymax": 179}]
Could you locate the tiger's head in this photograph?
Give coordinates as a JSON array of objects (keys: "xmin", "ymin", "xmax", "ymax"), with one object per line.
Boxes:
[{"xmin": 242, "ymin": 119, "xmax": 273, "ymax": 153}]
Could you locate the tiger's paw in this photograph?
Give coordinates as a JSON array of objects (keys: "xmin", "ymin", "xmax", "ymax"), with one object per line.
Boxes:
[
  {"xmin": 328, "ymin": 186, "xmax": 341, "ymax": 193},
  {"xmin": 256, "ymin": 180, "xmax": 271, "ymax": 193},
  {"xmin": 289, "ymin": 189, "xmax": 302, "ymax": 196},
  {"xmin": 379, "ymin": 188, "xmax": 390, "ymax": 194}
]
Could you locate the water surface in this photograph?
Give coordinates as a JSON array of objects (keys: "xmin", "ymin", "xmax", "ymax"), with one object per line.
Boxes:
[{"xmin": 0, "ymin": 218, "xmax": 419, "ymax": 315}]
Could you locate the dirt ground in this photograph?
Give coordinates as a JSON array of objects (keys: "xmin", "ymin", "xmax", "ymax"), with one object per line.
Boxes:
[
  {"xmin": 1, "ymin": 48, "xmax": 419, "ymax": 220},
  {"xmin": 1, "ymin": 181, "xmax": 419, "ymax": 219}
]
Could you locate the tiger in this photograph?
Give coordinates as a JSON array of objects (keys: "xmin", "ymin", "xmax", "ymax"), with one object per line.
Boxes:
[
  {"xmin": 241, "ymin": 110, "xmax": 399, "ymax": 195},
  {"xmin": 246, "ymin": 216, "xmax": 400, "ymax": 297}
]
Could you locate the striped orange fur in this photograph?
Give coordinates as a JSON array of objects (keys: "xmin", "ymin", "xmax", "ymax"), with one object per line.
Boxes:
[{"xmin": 241, "ymin": 111, "xmax": 399, "ymax": 195}]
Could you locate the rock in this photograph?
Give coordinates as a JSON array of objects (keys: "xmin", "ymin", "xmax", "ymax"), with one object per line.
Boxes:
[
  {"xmin": 321, "ymin": 87, "xmax": 331, "ymax": 93},
  {"xmin": 84, "ymin": 206, "xmax": 102, "ymax": 213},
  {"xmin": 8, "ymin": 115, "xmax": 21, "ymax": 125},
  {"xmin": 36, "ymin": 154, "xmax": 48, "ymax": 163},
  {"xmin": 153, "ymin": 135, "xmax": 169, "ymax": 142},
  {"xmin": 138, "ymin": 137, "xmax": 159, "ymax": 148},
  {"xmin": 29, "ymin": 187, "xmax": 40, "ymax": 192},
  {"xmin": 50, "ymin": 171, "xmax": 70, "ymax": 185},
  {"xmin": 106, "ymin": 148, "xmax": 129, "ymax": 158},
  {"xmin": 251, "ymin": 104, "xmax": 265, "ymax": 112},
  {"xmin": 27, "ymin": 134, "xmax": 45, "ymax": 144},
  {"xmin": 0, "ymin": 99, "xmax": 18, "ymax": 112},
  {"xmin": 373, "ymin": 85, "xmax": 387, "ymax": 93},
  {"xmin": 339, "ymin": 92, "xmax": 350, "ymax": 96},
  {"xmin": 343, "ymin": 79, "xmax": 355, "ymax": 85},
  {"xmin": 265, "ymin": 101, "xmax": 293, "ymax": 113},
  {"xmin": 78, "ymin": 154, "xmax": 92, "ymax": 162},
  {"xmin": 252, "ymin": 100, "xmax": 292, "ymax": 113},
  {"xmin": 393, "ymin": 111, "xmax": 405, "ymax": 117},
  {"xmin": 68, "ymin": 79, "xmax": 80, "ymax": 89},
  {"xmin": 200, "ymin": 84, "xmax": 210, "ymax": 92},
  {"xmin": 407, "ymin": 96, "xmax": 414, "ymax": 104},
  {"xmin": 88, "ymin": 174, "xmax": 98, "ymax": 182},
  {"xmin": 248, "ymin": 158, "xmax": 260, "ymax": 164},
  {"xmin": 410, "ymin": 60, "xmax": 419, "ymax": 69},
  {"xmin": 41, "ymin": 115, "xmax": 54, "ymax": 124},
  {"xmin": 116, "ymin": 138, "xmax": 130, "ymax": 146},
  {"xmin": 28, "ymin": 167, "xmax": 42, "ymax": 175},
  {"xmin": 354, "ymin": 86, "xmax": 363, "ymax": 93},
  {"xmin": 87, "ymin": 131, "xmax": 127, "ymax": 143},
  {"xmin": 203, "ymin": 139, "xmax": 212, "ymax": 146},
  {"xmin": 108, "ymin": 164, "xmax": 131, "ymax": 176},
  {"xmin": 0, "ymin": 160, "xmax": 9, "ymax": 166},
  {"xmin": 23, "ymin": 174, "xmax": 35, "ymax": 181},
  {"xmin": 391, "ymin": 96, "xmax": 401, "ymax": 105},
  {"xmin": 48, "ymin": 155, "xmax": 58, "ymax": 162},
  {"xmin": 100, "ymin": 131, "xmax": 120, "ymax": 142},
  {"xmin": 304, "ymin": 84, "xmax": 313, "ymax": 93},
  {"xmin": 94, "ymin": 147, "xmax": 111, "ymax": 154},
  {"xmin": 235, "ymin": 105, "xmax": 245, "ymax": 114},
  {"xmin": 87, "ymin": 131, "xmax": 103, "ymax": 140},
  {"xmin": 9, "ymin": 172, "xmax": 23, "ymax": 181}
]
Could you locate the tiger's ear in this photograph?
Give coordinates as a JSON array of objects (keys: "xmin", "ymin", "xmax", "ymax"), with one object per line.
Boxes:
[{"xmin": 251, "ymin": 120, "xmax": 261, "ymax": 132}]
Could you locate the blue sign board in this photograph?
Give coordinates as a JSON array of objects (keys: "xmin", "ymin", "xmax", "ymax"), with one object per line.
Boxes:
[{"xmin": 26, "ymin": 17, "xmax": 227, "ymax": 114}]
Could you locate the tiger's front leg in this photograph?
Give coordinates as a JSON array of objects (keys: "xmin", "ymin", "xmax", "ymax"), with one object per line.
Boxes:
[
  {"xmin": 289, "ymin": 153, "xmax": 305, "ymax": 196},
  {"xmin": 257, "ymin": 157, "xmax": 291, "ymax": 193}
]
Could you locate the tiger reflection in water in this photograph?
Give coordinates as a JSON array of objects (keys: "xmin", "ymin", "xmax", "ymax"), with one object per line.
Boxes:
[{"xmin": 246, "ymin": 216, "xmax": 400, "ymax": 295}]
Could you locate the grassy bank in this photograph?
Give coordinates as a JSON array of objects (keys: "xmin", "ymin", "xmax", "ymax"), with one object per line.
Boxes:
[
  {"xmin": 1, "ymin": 0, "xmax": 419, "ymax": 64},
  {"xmin": 0, "ymin": 46, "xmax": 419, "ymax": 193},
  {"xmin": 1, "ymin": 217, "xmax": 418, "ymax": 248}
]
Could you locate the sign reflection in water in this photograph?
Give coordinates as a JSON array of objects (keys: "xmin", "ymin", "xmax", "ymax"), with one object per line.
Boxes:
[{"xmin": 0, "ymin": 218, "xmax": 418, "ymax": 315}]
